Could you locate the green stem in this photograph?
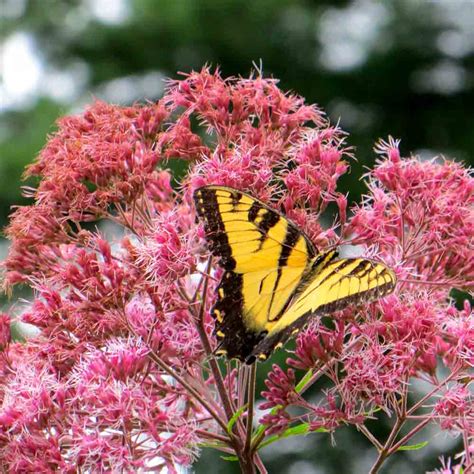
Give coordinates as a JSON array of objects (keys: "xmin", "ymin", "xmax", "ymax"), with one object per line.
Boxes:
[
  {"xmin": 387, "ymin": 418, "xmax": 431, "ymax": 455},
  {"xmin": 369, "ymin": 373, "xmax": 412, "ymax": 473},
  {"xmin": 245, "ymin": 364, "xmax": 257, "ymax": 453},
  {"xmin": 369, "ymin": 415, "xmax": 405, "ymax": 474}
]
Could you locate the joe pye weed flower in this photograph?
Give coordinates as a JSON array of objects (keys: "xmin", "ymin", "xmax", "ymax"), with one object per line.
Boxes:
[{"xmin": 0, "ymin": 67, "xmax": 473, "ymax": 473}]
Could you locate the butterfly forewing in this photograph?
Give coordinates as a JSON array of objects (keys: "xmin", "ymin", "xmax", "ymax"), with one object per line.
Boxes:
[{"xmin": 194, "ymin": 185, "xmax": 314, "ymax": 360}]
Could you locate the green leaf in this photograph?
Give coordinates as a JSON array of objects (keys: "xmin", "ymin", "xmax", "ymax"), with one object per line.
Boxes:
[
  {"xmin": 227, "ymin": 404, "xmax": 247, "ymax": 434},
  {"xmin": 251, "ymin": 423, "xmax": 267, "ymax": 445},
  {"xmin": 364, "ymin": 406, "xmax": 382, "ymax": 416},
  {"xmin": 397, "ymin": 441, "xmax": 428, "ymax": 451},
  {"xmin": 295, "ymin": 368, "xmax": 313, "ymax": 393},
  {"xmin": 220, "ymin": 455, "xmax": 239, "ymax": 462},
  {"xmin": 258, "ymin": 423, "xmax": 327, "ymax": 450},
  {"xmin": 198, "ymin": 441, "xmax": 228, "ymax": 449}
]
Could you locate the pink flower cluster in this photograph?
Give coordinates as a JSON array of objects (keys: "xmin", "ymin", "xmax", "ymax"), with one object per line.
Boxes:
[
  {"xmin": 0, "ymin": 68, "xmax": 472, "ymax": 473},
  {"xmin": 261, "ymin": 139, "xmax": 474, "ymax": 471}
]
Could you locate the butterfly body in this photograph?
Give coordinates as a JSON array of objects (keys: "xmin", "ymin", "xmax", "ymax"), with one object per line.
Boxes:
[{"xmin": 194, "ymin": 185, "xmax": 396, "ymax": 364}]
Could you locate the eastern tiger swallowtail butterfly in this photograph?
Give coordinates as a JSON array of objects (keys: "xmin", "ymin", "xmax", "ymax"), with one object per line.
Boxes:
[{"xmin": 194, "ymin": 185, "xmax": 396, "ymax": 364}]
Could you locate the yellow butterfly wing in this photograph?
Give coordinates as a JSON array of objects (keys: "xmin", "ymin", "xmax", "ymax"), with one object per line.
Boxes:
[
  {"xmin": 194, "ymin": 185, "xmax": 315, "ymax": 360},
  {"xmin": 248, "ymin": 257, "xmax": 396, "ymax": 363}
]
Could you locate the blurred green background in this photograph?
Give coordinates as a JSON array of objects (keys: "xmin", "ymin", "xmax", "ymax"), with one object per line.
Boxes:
[{"xmin": 1, "ymin": 0, "xmax": 472, "ymax": 472}]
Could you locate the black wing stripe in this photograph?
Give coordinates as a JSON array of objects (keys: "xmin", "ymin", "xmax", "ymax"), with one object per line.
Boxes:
[
  {"xmin": 256, "ymin": 211, "xmax": 281, "ymax": 250},
  {"xmin": 308, "ymin": 258, "xmax": 354, "ymax": 288},
  {"xmin": 231, "ymin": 191, "xmax": 242, "ymax": 206},
  {"xmin": 248, "ymin": 201, "xmax": 263, "ymax": 221},
  {"xmin": 324, "ymin": 260, "xmax": 373, "ymax": 292},
  {"xmin": 194, "ymin": 187, "xmax": 236, "ymax": 269},
  {"xmin": 267, "ymin": 225, "xmax": 302, "ymax": 319},
  {"xmin": 345, "ymin": 260, "xmax": 369, "ymax": 278}
]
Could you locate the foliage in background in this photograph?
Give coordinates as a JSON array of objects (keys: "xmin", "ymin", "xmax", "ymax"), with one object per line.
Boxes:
[
  {"xmin": 1, "ymin": 0, "xmax": 474, "ymax": 229},
  {"xmin": 0, "ymin": 69, "xmax": 473, "ymax": 473}
]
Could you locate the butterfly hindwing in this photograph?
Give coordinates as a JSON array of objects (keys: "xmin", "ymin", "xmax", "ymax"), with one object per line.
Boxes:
[
  {"xmin": 249, "ymin": 257, "xmax": 396, "ymax": 362},
  {"xmin": 194, "ymin": 185, "xmax": 315, "ymax": 360}
]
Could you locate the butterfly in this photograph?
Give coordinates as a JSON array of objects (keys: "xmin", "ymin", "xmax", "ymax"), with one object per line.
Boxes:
[{"xmin": 194, "ymin": 185, "xmax": 396, "ymax": 364}]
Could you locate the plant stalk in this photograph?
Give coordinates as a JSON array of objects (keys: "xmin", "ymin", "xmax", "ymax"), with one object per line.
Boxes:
[
  {"xmin": 245, "ymin": 363, "xmax": 257, "ymax": 453},
  {"xmin": 193, "ymin": 259, "xmax": 241, "ymax": 427}
]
